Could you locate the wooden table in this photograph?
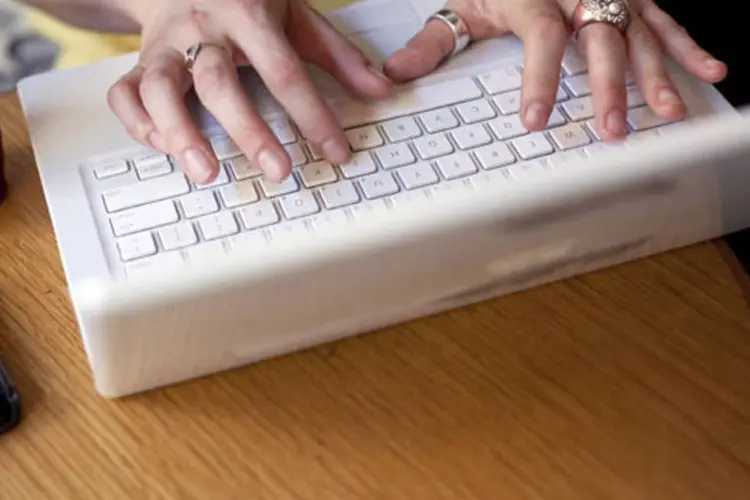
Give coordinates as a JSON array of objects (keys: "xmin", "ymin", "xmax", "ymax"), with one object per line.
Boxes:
[{"xmin": 1, "ymin": 89, "xmax": 749, "ymax": 499}]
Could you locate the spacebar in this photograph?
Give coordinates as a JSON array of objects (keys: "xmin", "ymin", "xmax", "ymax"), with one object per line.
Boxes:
[{"xmin": 331, "ymin": 77, "xmax": 484, "ymax": 128}]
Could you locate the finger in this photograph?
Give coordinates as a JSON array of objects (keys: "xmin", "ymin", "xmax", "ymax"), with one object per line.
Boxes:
[
  {"xmin": 639, "ymin": 2, "xmax": 727, "ymax": 84},
  {"xmin": 190, "ymin": 44, "xmax": 292, "ymax": 182},
  {"xmin": 139, "ymin": 49, "xmax": 219, "ymax": 184},
  {"xmin": 505, "ymin": 4, "xmax": 568, "ymax": 130},
  {"xmin": 107, "ymin": 65, "xmax": 166, "ymax": 151},
  {"xmin": 626, "ymin": 16, "xmax": 685, "ymax": 122},
  {"xmin": 382, "ymin": 16, "xmax": 459, "ymax": 82},
  {"xmin": 577, "ymin": 23, "xmax": 629, "ymax": 140},
  {"xmin": 223, "ymin": 8, "xmax": 350, "ymax": 165},
  {"xmin": 289, "ymin": 3, "xmax": 392, "ymax": 100}
]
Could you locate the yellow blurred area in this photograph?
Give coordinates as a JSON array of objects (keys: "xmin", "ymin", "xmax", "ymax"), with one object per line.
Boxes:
[{"xmin": 26, "ymin": 0, "xmax": 356, "ymax": 68}]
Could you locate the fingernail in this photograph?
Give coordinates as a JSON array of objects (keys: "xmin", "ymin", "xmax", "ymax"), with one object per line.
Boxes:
[
  {"xmin": 705, "ymin": 56, "xmax": 719, "ymax": 67},
  {"xmin": 320, "ymin": 139, "xmax": 351, "ymax": 164},
  {"xmin": 147, "ymin": 131, "xmax": 166, "ymax": 152},
  {"xmin": 605, "ymin": 109, "xmax": 625, "ymax": 135},
  {"xmin": 182, "ymin": 148, "xmax": 214, "ymax": 184},
  {"xmin": 658, "ymin": 87, "xmax": 682, "ymax": 105},
  {"xmin": 257, "ymin": 149, "xmax": 287, "ymax": 182},
  {"xmin": 524, "ymin": 102, "xmax": 550, "ymax": 128}
]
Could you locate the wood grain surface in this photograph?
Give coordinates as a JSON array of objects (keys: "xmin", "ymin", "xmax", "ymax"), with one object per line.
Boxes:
[{"xmin": 1, "ymin": 90, "xmax": 749, "ymax": 499}]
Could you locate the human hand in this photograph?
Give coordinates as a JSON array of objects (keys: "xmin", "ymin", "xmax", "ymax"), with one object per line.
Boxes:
[
  {"xmin": 384, "ymin": 0, "xmax": 727, "ymax": 142},
  {"xmin": 107, "ymin": 0, "xmax": 391, "ymax": 184}
]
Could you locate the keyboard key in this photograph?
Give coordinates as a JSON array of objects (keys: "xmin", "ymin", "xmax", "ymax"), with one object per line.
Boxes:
[
  {"xmin": 419, "ymin": 109, "xmax": 459, "ymax": 133},
  {"xmin": 211, "ymin": 136, "xmax": 241, "ymax": 159},
  {"xmin": 260, "ymin": 174, "xmax": 299, "ymax": 197},
  {"xmin": 280, "ymin": 191, "xmax": 320, "ymax": 219},
  {"xmin": 512, "ymin": 133, "xmax": 555, "ymax": 160},
  {"xmin": 488, "ymin": 115, "xmax": 528, "ymax": 141},
  {"xmin": 299, "ymin": 161, "xmax": 338, "ymax": 187},
  {"xmin": 626, "ymin": 86, "xmax": 646, "ymax": 108},
  {"xmin": 436, "ymin": 153, "xmax": 478, "ymax": 179},
  {"xmin": 451, "ymin": 125, "xmax": 493, "ymax": 150},
  {"xmin": 397, "ymin": 163, "xmax": 440, "ymax": 190},
  {"xmin": 102, "ymin": 172, "xmax": 190, "ymax": 212},
  {"xmin": 492, "ymin": 91, "xmax": 522, "ymax": 115},
  {"xmin": 198, "ymin": 212, "xmax": 239, "ymax": 240},
  {"xmin": 179, "ymin": 191, "xmax": 219, "ymax": 218},
  {"xmin": 562, "ymin": 50, "xmax": 587, "ymax": 76},
  {"xmin": 548, "ymin": 149, "xmax": 587, "ymax": 168},
  {"xmin": 545, "ymin": 107, "xmax": 568, "ymax": 128},
  {"xmin": 456, "ymin": 99, "xmax": 496, "ymax": 123},
  {"xmin": 359, "ymin": 172, "xmax": 400, "ymax": 199},
  {"xmin": 548, "ymin": 123, "xmax": 592, "ymax": 150},
  {"xmin": 240, "ymin": 201, "xmax": 280, "ymax": 230},
  {"xmin": 413, "ymin": 134, "xmax": 454, "ymax": 160},
  {"xmin": 285, "ymin": 143, "xmax": 307, "ymax": 167},
  {"xmin": 584, "ymin": 120, "xmax": 602, "ymax": 140},
  {"xmin": 474, "ymin": 143, "xmax": 516, "ymax": 170},
  {"xmin": 306, "ymin": 143, "xmax": 322, "ymax": 161},
  {"xmin": 477, "ymin": 66, "xmax": 523, "ymax": 95},
  {"xmin": 220, "ymin": 179, "xmax": 260, "ymax": 208},
  {"xmin": 346, "ymin": 125, "xmax": 383, "ymax": 151},
  {"xmin": 330, "ymin": 77, "xmax": 483, "ymax": 129},
  {"xmin": 562, "ymin": 96, "xmax": 595, "ymax": 121},
  {"xmin": 382, "ymin": 117, "xmax": 422, "ymax": 142},
  {"xmin": 269, "ymin": 119, "xmax": 296, "ymax": 144},
  {"xmin": 195, "ymin": 165, "xmax": 230, "ymax": 189},
  {"xmin": 94, "ymin": 160, "xmax": 129, "ymax": 180},
  {"xmin": 563, "ymin": 74, "xmax": 591, "ymax": 97},
  {"xmin": 628, "ymin": 106, "xmax": 671, "ymax": 131},
  {"xmin": 555, "ymin": 86, "xmax": 569, "ymax": 102},
  {"xmin": 134, "ymin": 155, "xmax": 172, "ymax": 180},
  {"xmin": 339, "ymin": 151, "xmax": 377, "ymax": 178},
  {"xmin": 110, "ymin": 200, "xmax": 179, "ymax": 237},
  {"xmin": 158, "ymin": 221, "xmax": 198, "ymax": 251},
  {"xmin": 228, "ymin": 156, "xmax": 262, "ymax": 180},
  {"xmin": 374, "ymin": 143, "xmax": 415, "ymax": 169},
  {"xmin": 117, "ymin": 232, "xmax": 157, "ymax": 261},
  {"xmin": 319, "ymin": 180, "xmax": 360, "ymax": 209}
]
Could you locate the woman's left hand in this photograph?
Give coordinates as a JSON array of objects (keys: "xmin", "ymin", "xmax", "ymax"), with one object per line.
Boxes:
[{"xmin": 383, "ymin": 0, "xmax": 726, "ymax": 142}]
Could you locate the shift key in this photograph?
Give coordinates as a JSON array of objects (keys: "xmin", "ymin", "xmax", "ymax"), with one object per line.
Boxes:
[{"xmin": 102, "ymin": 172, "xmax": 190, "ymax": 212}]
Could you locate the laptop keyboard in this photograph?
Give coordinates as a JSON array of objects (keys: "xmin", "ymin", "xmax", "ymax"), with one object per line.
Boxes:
[{"xmin": 84, "ymin": 49, "xmax": 679, "ymax": 276}]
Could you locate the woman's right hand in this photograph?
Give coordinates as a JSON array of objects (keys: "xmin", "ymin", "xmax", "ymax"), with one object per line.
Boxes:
[{"xmin": 107, "ymin": 0, "xmax": 392, "ymax": 184}]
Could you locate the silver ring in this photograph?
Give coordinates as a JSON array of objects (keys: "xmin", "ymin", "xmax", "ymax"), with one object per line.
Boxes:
[
  {"xmin": 183, "ymin": 42, "xmax": 228, "ymax": 72},
  {"xmin": 426, "ymin": 9, "xmax": 471, "ymax": 58}
]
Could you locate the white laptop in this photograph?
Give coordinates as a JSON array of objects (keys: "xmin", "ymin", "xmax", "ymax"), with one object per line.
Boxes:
[{"xmin": 16, "ymin": 0, "xmax": 750, "ymax": 398}]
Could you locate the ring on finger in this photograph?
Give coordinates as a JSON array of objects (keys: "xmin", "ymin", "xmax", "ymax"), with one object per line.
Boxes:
[
  {"xmin": 426, "ymin": 9, "xmax": 472, "ymax": 58},
  {"xmin": 184, "ymin": 42, "xmax": 232, "ymax": 72},
  {"xmin": 570, "ymin": 0, "xmax": 632, "ymax": 40}
]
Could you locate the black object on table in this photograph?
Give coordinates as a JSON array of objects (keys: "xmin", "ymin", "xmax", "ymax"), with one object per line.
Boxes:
[
  {"xmin": 658, "ymin": 0, "xmax": 750, "ymax": 274},
  {"xmin": 0, "ymin": 359, "xmax": 20, "ymax": 435}
]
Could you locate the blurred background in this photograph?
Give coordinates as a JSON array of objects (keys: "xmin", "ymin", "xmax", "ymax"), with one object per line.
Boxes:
[{"xmin": 0, "ymin": 0, "xmax": 57, "ymax": 92}]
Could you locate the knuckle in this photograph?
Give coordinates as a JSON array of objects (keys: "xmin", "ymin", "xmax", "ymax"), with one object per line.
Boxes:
[
  {"xmin": 265, "ymin": 59, "xmax": 306, "ymax": 89},
  {"xmin": 192, "ymin": 56, "xmax": 233, "ymax": 100},
  {"xmin": 139, "ymin": 68, "xmax": 173, "ymax": 99}
]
